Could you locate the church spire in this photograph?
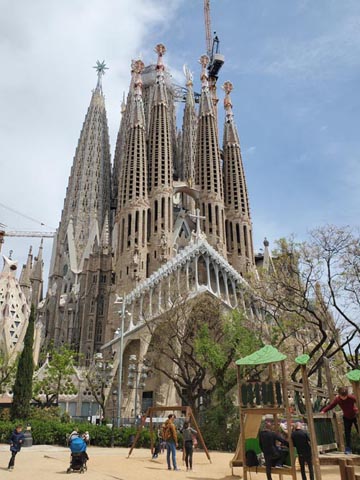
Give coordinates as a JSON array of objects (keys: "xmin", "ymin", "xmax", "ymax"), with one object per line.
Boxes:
[
  {"xmin": 222, "ymin": 81, "xmax": 254, "ymax": 273},
  {"xmin": 19, "ymin": 246, "xmax": 33, "ymax": 305},
  {"xmin": 45, "ymin": 62, "xmax": 112, "ymax": 346},
  {"xmin": 195, "ymin": 55, "xmax": 226, "ymax": 256},
  {"xmin": 115, "ymin": 59, "xmax": 150, "ymax": 291},
  {"xmin": 182, "ymin": 65, "xmax": 197, "ymax": 189},
  {"xmin": 30, "ymin": 239, "xmax": 44, "ymax": 308},
  {"xmin": 56, "ymin": 62, "xmax": 112, "ymax": 270},
  {"xmin": 146, "ymin": 44, "xmax": 174, "ymax": 273}
]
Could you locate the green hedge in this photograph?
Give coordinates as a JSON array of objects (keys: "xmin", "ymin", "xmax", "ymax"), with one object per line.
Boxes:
[{"xmin": 0, "ymin": 420, "xmax": 152, "ymax": 448}]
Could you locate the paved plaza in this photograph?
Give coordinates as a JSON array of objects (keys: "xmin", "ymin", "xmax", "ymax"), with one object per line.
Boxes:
[{"xmin": 0, "ymin": 444, "xmax": 356, "ymax": 479}]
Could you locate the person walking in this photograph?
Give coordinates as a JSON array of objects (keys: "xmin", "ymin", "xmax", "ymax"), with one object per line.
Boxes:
[
  {"xmin": 291, "ymin": 422, "xmax": 314, "ymax": 480},
  {"xmin": 182, "ymin": 421, "xmax": 197, "ymax": 472},
  {"xmin": 162, "ymin": 414, "xmax": 179, "ymax": 471},
  {"xmin": 321, "ymin": 386, "xmax": 359, "ymax": 454},
  {"xmin": 259, "ymin": 420, "xmax": 289, "ymax": 480},
  {"xmin": 8, "ymin": 424, "xmax": 25, "ymax": 470}
]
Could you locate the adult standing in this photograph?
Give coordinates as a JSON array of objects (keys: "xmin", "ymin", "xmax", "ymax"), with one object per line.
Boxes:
[
  {"xmin": 259, "ymin": 420, "xmax": 289, "ymax": 480},
  {"xmin": 8, "ymin": 424, "xmax": 25, "ymax": 470},
  {"xmin": 321, "ymin": 386, "xmax": 359, "ymax": 454},
  {"xmin": 182, "ymin": 421, "xmax": 197, "ymax": 472},
  {"xmin": 163, "ymin": 414, "xmax": 179, "ymax": 471},
  {"xmin": 291, "ymin": 422, "xmax": 314, "ymax": 480}
]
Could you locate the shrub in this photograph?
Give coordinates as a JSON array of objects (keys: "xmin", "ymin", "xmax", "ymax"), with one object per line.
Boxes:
[{"xmin": 0, "ymin": 420, "xmax": 153, "ymax": 448}]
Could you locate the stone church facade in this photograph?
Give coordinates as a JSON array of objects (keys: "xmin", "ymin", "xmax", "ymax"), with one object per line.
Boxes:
[{"xmin": 39, "ymin": 43, "xmax": 257, "ymax": 418}]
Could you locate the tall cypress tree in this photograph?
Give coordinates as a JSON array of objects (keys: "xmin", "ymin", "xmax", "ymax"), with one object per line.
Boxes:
[{"xmin": 11, "ymin": 304, "xmax": 35, "ymax": 420}]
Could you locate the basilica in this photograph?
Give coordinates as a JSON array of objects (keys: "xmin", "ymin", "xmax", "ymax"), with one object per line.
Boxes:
[{"xmin": 1, "ymin": 39, "xmax": 266, "ymax": 418}]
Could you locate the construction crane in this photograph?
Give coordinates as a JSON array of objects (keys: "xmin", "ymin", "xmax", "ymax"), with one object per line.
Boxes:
[
  {"xmin": 204, "ymin": 0, "xmax": 224, "ymax": 79},
  {"xmin": 0, "ymin": 224, "xmax": 55, "ymax": 254}
]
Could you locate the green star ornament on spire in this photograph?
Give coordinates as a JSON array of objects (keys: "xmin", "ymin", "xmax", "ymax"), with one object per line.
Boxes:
[
  {"xmin": 93, "ymin": 60, "xmax": 109, "ymax": 76},
  {"xmin": 93, "ymin": 60, "xmax": 109, "ymax": 90}
]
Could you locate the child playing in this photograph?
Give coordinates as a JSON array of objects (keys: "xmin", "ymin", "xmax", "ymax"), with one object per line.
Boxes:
[
  {"xmin": 321, "ymin": 386, "xmax": 359, "ymax": 454},
  {"xmin": 8, "ymin": 424, "xmax": 25, "ymax": 470}
]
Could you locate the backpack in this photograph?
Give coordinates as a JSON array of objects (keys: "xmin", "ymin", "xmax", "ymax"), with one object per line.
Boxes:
[
  {"xmin": 245, "ymin": 449, "xmax": 259, "ymax": 467},
  {"xmin": 161, "ymin": 423, "xmax": 172, "ymax": 441}
]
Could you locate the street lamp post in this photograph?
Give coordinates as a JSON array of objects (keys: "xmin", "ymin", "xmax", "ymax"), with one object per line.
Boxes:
[
  {"xmin": 111, "ymin": 389, "xmax": 117, "ymax": 448},
  {"xmin": 127, "ymin": 355, "xmax": 150, "ymax": 423},
  {"xmin": 115, "ymin": 296, "xmax": 131, "ymax": 427}
]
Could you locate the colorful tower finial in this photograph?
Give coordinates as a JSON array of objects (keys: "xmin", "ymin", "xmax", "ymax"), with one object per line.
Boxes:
[
  {"xmin": 93, "ymin": 60, "xmax": 108, "ymax": 91},
  {"xmin": 133, "ymin": 59, "xmax": 145, "ymax": 96},
  {"xmin": 199, "ymin": 55, "xmax": 210, "ymax": 88},
  {"xmin": 155, "ymin": 43, "xmax": 166, "ymax": 70},
  {"xmin": 222, "ymin": 81, "xmax": 234, "ymax": 118}
]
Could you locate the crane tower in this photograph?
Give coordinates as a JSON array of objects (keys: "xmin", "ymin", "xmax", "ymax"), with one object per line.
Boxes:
[{"xmin": 204, "ymin": 0, "xmax": 224, "ymax": 79}]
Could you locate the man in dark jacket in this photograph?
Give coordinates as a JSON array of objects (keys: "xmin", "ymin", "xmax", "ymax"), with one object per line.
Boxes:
[
  {"xmin": 259, "ymin": 420, "xmax": 289, "ymax": 480},
  {"xmin": 291, "ymin": 422, "xmax": 314, "ymax": 480},
  {"xmin": 8, "ymin": 424, "xmax": 25, "ymax": 470}
]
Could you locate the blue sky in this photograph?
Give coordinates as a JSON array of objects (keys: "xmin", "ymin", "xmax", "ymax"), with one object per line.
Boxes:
[{"xmin": 1, "ymin": 0, "xmax": 359, "ymax": 274}]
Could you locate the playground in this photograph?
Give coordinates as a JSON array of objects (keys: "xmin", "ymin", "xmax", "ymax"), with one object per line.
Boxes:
[{"xmin": 0, "ymin": 444, "xmax": 355, "ymax": 479}]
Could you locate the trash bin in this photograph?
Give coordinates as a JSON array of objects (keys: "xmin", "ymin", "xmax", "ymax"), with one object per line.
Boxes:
[{"xmin": 22, "ymin": 429, "xmax": 33, "ymax": 447}]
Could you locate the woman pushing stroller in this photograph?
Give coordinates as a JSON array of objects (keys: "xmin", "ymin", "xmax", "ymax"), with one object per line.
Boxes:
[{"xmin": 67, "ymin": 430, "xmax": 89, "ymax": 473}]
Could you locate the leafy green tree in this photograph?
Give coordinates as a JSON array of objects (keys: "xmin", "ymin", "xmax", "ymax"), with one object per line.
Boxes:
[
  {"xmin": 0, "ymin": 351, "xmax": 18, "ymax": 394},
  {"xmin": 250, "ymin": 226, "xmax": 360, "ymax": 382},
  {"xmin": 32, "ymin": 344, "xmax": 77, "ymax": 407},
  {"xmin": 194, "ymin": 309, "xmax": 263, "ymax": 448},
  {"xmin": 11, "ymin": 304, "xmax": 35, "ymax": 420}
]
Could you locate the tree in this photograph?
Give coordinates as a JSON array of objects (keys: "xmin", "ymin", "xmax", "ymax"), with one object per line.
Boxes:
[
  {"xmin": 250, "ymin": 225, "xmax": 360, "ymax": 382},
  {"xmin": 195, "ymin": 308, "xmax": 263, "ymax": 400},
  {"xmin": 84, "ymin": 353, "xmax": 113, "ymax": 420},
  {"xmin": 143, "ymin": 292, "xmax": 223, "ymax": 413},
  {"xmin": 11, "ymin": 304, "xmax": 35, "ymax": 420},
  {"xmin": 0, "ymin": 351, "xmax": 18, "ymax": 394},
  {"xmin": 32, "ymin": 344, "xmax": 77, "ymax": 407},
  {"xmin": 194, "ymin": 309, "xmax": 263, "ymax": 449}
]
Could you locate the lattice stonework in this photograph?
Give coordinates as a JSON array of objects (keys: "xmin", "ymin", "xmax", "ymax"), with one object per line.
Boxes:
[{"xmin": 0, "ymin": 256, "xmax": 29, "ymax": 356}]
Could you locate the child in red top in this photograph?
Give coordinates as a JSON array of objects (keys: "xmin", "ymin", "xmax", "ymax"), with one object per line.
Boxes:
[{"xmin": 321, "ymin": 387, "xmax": 359, "ymax": 454}]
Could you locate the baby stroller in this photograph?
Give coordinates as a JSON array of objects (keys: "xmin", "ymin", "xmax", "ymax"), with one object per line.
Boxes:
[{"xmin": 67, "ymin": 436, "xmax": 88, "ymax": 474}]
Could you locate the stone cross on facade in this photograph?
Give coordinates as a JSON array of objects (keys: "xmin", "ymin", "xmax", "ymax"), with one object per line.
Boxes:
[{"xmin": 189, "ymin": 208, "xmax": 206, "ymax": 241}]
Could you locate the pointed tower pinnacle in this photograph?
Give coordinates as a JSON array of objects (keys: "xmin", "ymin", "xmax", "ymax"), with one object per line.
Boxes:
[
  {"xmin": 115, "ymin": 59, "xmax": 150, "ymax": 292},
  {"xmin": 19, "ymin": 246, "xmax": 33, "ymax": 305},
  {"xmin": 146, "ymin": 44, "xmax": 174, "ymax": 274},
  {"xmin": 182, "ymin": 65, "xmax": 197, "ymax": 191},
  {"xmin": 30, "ymin": 239, "xmax": 44, "ymax": 308},
  {"xmin": 195, "ymin": 55, "xmax": 226, "ymax": 256},
  {"xmin": 46, "ymin": 62, "xmax": 112, "ymax": 346},
  {"xmin": 222, "ymin": 81, "xmax": 254, "ymax": 273}
]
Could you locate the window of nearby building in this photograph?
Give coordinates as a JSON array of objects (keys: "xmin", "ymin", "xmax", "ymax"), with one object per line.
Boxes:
[{"xmin": 142, "ymin": 391, "xmax": 153, "ymax": 412}]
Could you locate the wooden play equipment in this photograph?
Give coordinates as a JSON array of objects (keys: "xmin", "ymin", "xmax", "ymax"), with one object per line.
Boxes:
[
  {"xmin": 231, "ymin": 345, "xmax": 297, "ymax": 479},
  {"xmin": 127, "ymin": 405, "xmax": 211, "ymax": 463}
]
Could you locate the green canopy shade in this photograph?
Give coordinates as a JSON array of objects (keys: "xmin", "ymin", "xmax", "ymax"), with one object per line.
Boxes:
[
  {"xmin": 295, "ymin": 354, "xmax": 310, "ymax": 365},
  {"xmin": 236, "ymin": 345, "xmax": 287, "ymax": 366},
  {"xmin": 346, "ymin": 370, "xmax": 360, "ymax": 382}
]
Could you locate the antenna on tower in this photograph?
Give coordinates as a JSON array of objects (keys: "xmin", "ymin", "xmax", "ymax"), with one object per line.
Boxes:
[{"xmin": 203, "ymin": 0, "xmax": 224, "ymax": 79}]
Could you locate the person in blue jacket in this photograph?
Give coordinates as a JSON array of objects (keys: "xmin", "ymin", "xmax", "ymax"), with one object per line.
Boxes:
[{"xmin": 8, "ymin": 424, "xmax": 25, "ymax": 470}]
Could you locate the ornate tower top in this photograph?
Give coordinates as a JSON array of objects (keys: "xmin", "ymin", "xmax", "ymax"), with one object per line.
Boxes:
[
  {"xmin": 133, "ymin": 59, "xmax": 145, "ymax": 94},
  {"xmin": 183, "ymin": 64, "xmax": 193, "ymax": 87},
  {"xmin": 223, "ymin": 80, "xmax": 234, "ymax": 118},
  {"xmin": 93, "ymin": 60, "xmax": 109, "ymax": 93},
  {"xmin": 155, "ymin": 43, "xmax": 166, "ymax": 72},
  {"xmin": 200, "ymin": 55, "xmax": 210, "ymax": 88}
]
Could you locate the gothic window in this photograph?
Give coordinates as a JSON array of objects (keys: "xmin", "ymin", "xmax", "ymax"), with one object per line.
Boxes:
[{"xmin": 98, "ymin": 296, "xmax": 104, "ymax": 316}]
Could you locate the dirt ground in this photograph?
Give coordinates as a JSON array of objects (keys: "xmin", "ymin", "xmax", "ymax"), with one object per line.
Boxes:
[{"xmin": 0, "ymin": 444, "xmax": 358, "ymax": 479}]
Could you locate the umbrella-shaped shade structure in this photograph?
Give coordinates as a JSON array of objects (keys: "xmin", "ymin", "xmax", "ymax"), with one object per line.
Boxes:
[{"xmin": 236, "ymin": 345, "xmax": 287, "ymax": 366}]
